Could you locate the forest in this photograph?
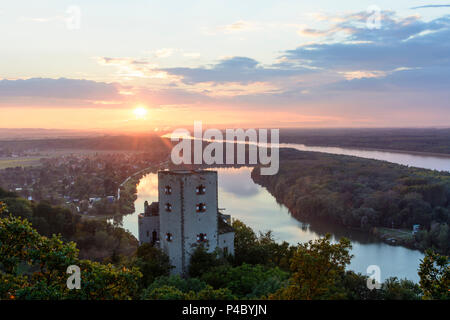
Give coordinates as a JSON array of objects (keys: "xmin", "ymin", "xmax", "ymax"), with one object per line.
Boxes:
[
  {"xmin": 280, "ymin": 128, "xmax": 450, "ymax": 155},
  {"xmin": 0, "ymin": 198, "xmax": 448, "ymax": 300},
  {"xmin": 252, "ymin": 149, "xmax": 450, "ymax": 254}
]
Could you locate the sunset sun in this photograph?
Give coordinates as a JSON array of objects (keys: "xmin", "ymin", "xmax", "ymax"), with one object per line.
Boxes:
[{"xmin": 133, "ymin": 106, "xmax": 148, "ymax": 119}]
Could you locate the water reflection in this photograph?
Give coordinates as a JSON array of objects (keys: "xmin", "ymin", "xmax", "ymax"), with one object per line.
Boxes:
[
  {"xmin": 218, "ymin": 168, "xmax": 260, "ymax": 197},
  {"xmin": 122, "ymin": 167, "xmax": 424, "ymax": 282}
]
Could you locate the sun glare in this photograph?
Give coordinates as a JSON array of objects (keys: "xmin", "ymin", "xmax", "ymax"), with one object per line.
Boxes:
[{"xmin": 133, "ymin": 106, "xmax": 148, "ymax": 119}]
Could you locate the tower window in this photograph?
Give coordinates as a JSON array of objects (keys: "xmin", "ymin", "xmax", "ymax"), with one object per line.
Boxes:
[
  {"xmin": 197, "ymin": 233, "xmax": 207, "ymax": 242},
  {"xmin": 196, "ymin": 184, "xmax": 206, "ymax": 195},
  {"xmin": 196, "ymin": 203, "xmax": 206, "ymax": 212},
  {"xmin": 164, "ymin": 185, "xmax": 172, "ymax": 195},
  {"xmin": 165, "ymin": 203, "xmax": 172, "ymax": 212},
  {"xmin": 165, "ymin": 233, "xmax": 173, "ymax": 242}
]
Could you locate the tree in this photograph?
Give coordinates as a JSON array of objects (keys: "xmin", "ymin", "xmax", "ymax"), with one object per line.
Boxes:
[
  {"xmin": 188, "ymin": 246, "xmax": 223, "ymax": 278},
  {"xmin": 381, "ymin": 277, "xmax": 422, "ymax": 300},
  {"xmin": 0, "ymin": 207, "xmax": 142, "ymax": 300},
  {"xmin": 194, "ymin": 286, "xmax": 236, "ymax": 300},
  {"xmin": 201, "ymin": 263, "xmax": 288, "ymax": 299},
  {"xmin": 270, "ymin": 234, "xmax": 353, "ymax": 300},
  {"xmin": 232, "ymin": 219, "xmax": 261, "ymax": 265},
  {"xmin": 0, "ymin": 201, "xmax": 6, "ymax": 215},
  {"xmin": 231, "ymin": 219, "xmax": 296, "ymax": 269},
  {"xmin": 146, "ymin": 275, "xmax": 208, "ymax": 294},
  {"xmin": 418, "ymin": 250, "xmax": 449, "ymax": 300},
  {"xmin": 141, "ymin": 285, "xmax": 187, "ymax": 300},
  {"xmin": 141, "ymin": 276, "xmax": 236, "ymax": 300},
  {"xmin": 336, "ymin": 271, "xmax": 383, "ymax": 300},
  {"xmin": 132, "ymin": 243, "xmax": 172, "ymax": 288}
]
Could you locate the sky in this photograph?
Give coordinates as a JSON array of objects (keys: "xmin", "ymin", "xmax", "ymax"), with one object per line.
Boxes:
[{"xmin": 0, "ymin": 0, "xmax": 449, "ymax": 132}]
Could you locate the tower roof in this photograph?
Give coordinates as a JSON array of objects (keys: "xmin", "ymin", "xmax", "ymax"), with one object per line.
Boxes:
[{"xmin": 158, "ymin": 169, "xmax": 216, "ymax": 175}]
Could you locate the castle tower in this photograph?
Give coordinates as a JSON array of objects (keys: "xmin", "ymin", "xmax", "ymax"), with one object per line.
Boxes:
[
  {"xmin": 158, "ymin": 170, "xmax": 219, "ymax": 275},
  {"xmin": 138, "ymin": 201, "xmax": 160, "ymax": 245}
]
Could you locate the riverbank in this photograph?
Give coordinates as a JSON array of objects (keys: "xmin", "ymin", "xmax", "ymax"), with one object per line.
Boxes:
[
  {"xmin": 280, "ymin": 128, "xmax": 450, "ymax": 156},
  {"xmin": 251, "ymin": 148, "xmax": 450, "ymax": 256},
  {"xmin": 372, "ymin": 227, "xmax": 416, "ymax": 248},
  {"xmin": 282, "ymin": 144, "xmax": 450, "ymax": 159},
  {"xmin": 116, "ymin": 164, "xmax": 162, "ymax": 216}
]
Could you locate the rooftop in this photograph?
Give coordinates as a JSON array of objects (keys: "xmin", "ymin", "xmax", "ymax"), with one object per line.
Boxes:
[
  {"xmin": 158, "ymin": 169, "xmax": 216, "ymax": 175},
  {"xmin": 143, "ymin": 201, "xmax": 159, "ymax": 216},
  {"xmin": 218, "ymin": 212, "xmax": 234, "ymax": 234}
]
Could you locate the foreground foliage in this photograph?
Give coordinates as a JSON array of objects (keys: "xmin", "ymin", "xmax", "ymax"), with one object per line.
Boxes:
[
  {"xmin": 0, "ymin": 205, "xmax": 141, "ymax": 299},
  {"xmin": 270, "ymin": 235, "xmax": 352, "ymax": 299},
  {"xmin": 418, "ymin": 250, "xmax": 449, "ymax": 299},
  {"xmin": 1, "ymin": 201, "xmax": 447, "ymax": 300}
]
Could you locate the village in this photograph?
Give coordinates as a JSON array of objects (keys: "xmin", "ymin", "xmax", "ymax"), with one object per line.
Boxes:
[{"xmin": 0, "ymin": 150, "xmax": 168, "ymax": 217}]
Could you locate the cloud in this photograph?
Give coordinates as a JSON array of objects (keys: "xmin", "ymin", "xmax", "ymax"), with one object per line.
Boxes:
[
  {"xmin": 203, "ymin": 20, "xmax": 260, "ymax": 35},
  {"xmin": 410, "ymin": 4, "xmax": 450, "ymax": 9},
  {"xmin": 162, "ymin": 56, "xmax": 311, "ymax": 84},
  {"xmin": 155, "ymin": 11, "xmax": 450, "ymax": 91},
  {"xmin": 327, "ymin": 66, "xmax": 450, "ymax": 92},
  {"xmin": 220, "ymin": 20, "xmax": 258, "ymax": 33},
  {"xmin": 87, "ymin": 10, "xmax": 450, "ymax": 126},
  {"xmin": 277, "ymin": 11, "xmax": 450, "ymax": 102},
  {"xmin": 97, "ymin": 57, "xmax": 171, "ymax": 79},
  {"xmin": 298, "ymin": 28, "xmax": 329, "ymax": 37},
  {"xmin": 150, "ymin": 48, "xmax": 176, "ymax": 58},
  {"xmin": 297, "ymin": 25, "xmax": 356, "ymax": 38},
  {"xmin": 282, "ymin": 13, "xmax": 450, "ymax": 72},
  {"xmin": 98, "ymin": 57, "xmax": 149, "ymax": 66},
  {"xmin": 338, "ymin": 70, "xmax": 387, "ymax": 80},
  {"xmin": 0, "ymin": 78, "xmax": 120, "ymax": 100}
]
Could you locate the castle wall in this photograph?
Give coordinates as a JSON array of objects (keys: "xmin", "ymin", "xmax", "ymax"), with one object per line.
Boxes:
[
  {"xmin": 138, "ymin": 215, "xmax": 160, "ymax": 245},
  {"xmin": 182, "ymin": 171, "xmax": 218, "ymax": 267},
  {"xmin": 158, "ymin": 171, "xmax": 184, "ymax": 274},
  {"xmin": 158, "ymin": 170, "xmax": 219, "ymax": 275},
  {"xmin": 218, "ymin": 232, "xmax": 235, "ymax": 256}
]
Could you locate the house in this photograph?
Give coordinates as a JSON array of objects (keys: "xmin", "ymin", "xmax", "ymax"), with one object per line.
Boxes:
[
  {"xmin": 138, "ymin": 170, "xmax": 235, "ymax": 276},
  {"xmin": 89, "ymin": 197, "xmax": 102, "ymax": 204}
]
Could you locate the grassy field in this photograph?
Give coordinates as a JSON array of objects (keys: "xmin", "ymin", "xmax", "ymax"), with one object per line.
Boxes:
[
  {"xmin": 0, "ymin": 149, "xmax": 142, "ymax": 170},
  {"xmin": 375, "ymin": 227, "xmax": 414, "ymax": 241},
  {"xmin": 0, "ymin": 157, "xmax": 42, "ymax": 169}
]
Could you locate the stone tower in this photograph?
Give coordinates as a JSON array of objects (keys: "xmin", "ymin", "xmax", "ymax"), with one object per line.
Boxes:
[
  {"xmin": 138, "ymin": 169, "xmax": 234, "ymax": 276},
  {"xmin": 159, "ymin": 170, "xmax": 219, "ymax": 275}
]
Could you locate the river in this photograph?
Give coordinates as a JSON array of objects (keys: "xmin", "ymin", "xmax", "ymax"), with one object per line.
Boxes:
[{"xmin": 114, "ymin": 144, "xmax": 450, "ymax": 282}]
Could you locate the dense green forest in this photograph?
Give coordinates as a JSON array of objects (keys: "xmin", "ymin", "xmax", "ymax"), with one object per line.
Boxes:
[
  {"xmin": 1, "ymin": 199, "xmax": 448, "ymax": 300},
  {"xmin": 280, "ymin": 128, "xmax": 450, "ymax": 155},
  {"xmin": 252, "ymin": 149, "xmax": 450, "ymax": 254}
]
